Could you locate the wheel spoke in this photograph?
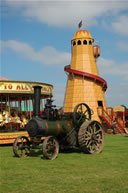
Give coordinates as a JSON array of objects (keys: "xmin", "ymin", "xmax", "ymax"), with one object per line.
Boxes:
[
  {"xmin": 80, "ymin": 105, "xmax": 83, "ymax": 113},
  {"xmin": 89, "ymin": 144, "xmax": 97, "ymax": 153},
  {"xmin": 85, "ymin": 131, "xmax": 91, "ymax": 139},
  {"xmin": 85, "ymin": 135, "xmax": 91, "ymax": 140},
  {"xmin": 86, "ymin": 139, "xmax": 92, "ymax": 148},
  {"xmin": 92, "ymin": 122, "xmax": 97, "ymax": 133},
  {"xmin": 95, "ymin": 135, "xmax": 102, "ymax": 143},
  {"xmin": 83, "ymin": 110, "xmax": 89, "ymax": 120},
  {"xmin": 88, "ymin": 126, "xmax": 93, "ymax": 134},
  {"xmin": 83, "ymin": 109, "xmax": 88, "ymax": 115},
  {"xmin": 78, "ymin": 114, "xmax": 84, "ymax": 122},
  {"xmin": 21, "ymin": 138, "xmax": 24, "ymax": 145}
]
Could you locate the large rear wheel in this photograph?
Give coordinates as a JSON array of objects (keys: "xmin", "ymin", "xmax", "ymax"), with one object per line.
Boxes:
[{"xmin": 78, "ymin": 120, "xmax": 104, "ymax": 154}]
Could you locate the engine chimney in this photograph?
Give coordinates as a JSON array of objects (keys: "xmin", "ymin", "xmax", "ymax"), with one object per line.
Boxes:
[{"xmin": 33, "ymin": 86, "xmax": 42, "ymax": 117}]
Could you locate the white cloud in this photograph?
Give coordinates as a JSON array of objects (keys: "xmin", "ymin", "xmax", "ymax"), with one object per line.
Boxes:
[
  {"xmin": 97, "ymin": 57, "xmax": 128, "ymax": 76},
  {"xmin": 125, "ymin": 76, "xmax": 128, "ymax": 81},
  {"xmin": 111, "ymin": 15, "xmax": 128, "ymax": 36},
  {"xmin": 4, "ymin": 0, "xmax": 128, "ymax": 28},
  {"xmin": 97, "ymin": 57, "xmax": 128, "ymax": 107},
  {"xmin": 0, "ymin": 40, "xmax": 71, "ymax": 66},
  {"xmin": 117, "ymin": 41, "xmax": 128, "ymax": 52}
]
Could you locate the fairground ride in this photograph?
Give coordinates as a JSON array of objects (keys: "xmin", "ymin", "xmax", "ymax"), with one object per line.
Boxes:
[{"xmin": 0, "ymin": 80, "xmax": 53, "ymax": 144}]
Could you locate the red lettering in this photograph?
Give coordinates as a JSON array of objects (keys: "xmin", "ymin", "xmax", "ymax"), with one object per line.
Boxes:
[
  {"xmin": 4, "ymin": 84, "xmax": 7, "ymax": 89},
  {"xmin": 25, "ymin": 86, "xmax": 28, "ymax": 90},
  {"xmin": 8, "ymin": 84, "xmax": 12, "ymax": 89},
  {"xmin": 16, "ymin": 84, "xmax": 29, "ymax": 91},
  {"xmin": 16, "ymin": 85, "xmax": 20, "ymax": 90}
]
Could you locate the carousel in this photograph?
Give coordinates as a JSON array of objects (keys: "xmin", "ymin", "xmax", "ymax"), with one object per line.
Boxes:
[{"xmin": 0, "ymin": 80, "xmax": 53, "ymax": 144}]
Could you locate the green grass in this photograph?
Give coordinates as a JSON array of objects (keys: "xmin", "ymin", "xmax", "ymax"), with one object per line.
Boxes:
[{"xmin": 0, "ymin": 135, "xmax": 128, "ymax": 193}]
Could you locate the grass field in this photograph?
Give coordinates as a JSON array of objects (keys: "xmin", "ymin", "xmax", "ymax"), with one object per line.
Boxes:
[{"xmin": 0, "ymin": 135, "xmax": 128, "ymax": 193}]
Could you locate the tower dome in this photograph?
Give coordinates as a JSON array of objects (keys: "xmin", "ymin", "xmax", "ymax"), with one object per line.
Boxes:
[{"xmin": 73, "ymin": 30, "xmax": 93, "ymax": 40}]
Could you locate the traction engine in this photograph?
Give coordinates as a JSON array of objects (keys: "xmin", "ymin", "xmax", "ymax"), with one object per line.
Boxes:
[{"xmin": 13, "ymin": 86, "xmax": 104, "ymax": 160}]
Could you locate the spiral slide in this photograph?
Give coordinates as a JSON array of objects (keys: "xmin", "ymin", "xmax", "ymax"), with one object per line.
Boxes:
[{"xmin": 64, "ymin": 66, "xmax": 108, "ymax": 91}]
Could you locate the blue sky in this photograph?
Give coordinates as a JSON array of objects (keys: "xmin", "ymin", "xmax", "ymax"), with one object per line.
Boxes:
[{"xmin": 0, "ymin": 0, "xmax": 128, "ymax": 108}]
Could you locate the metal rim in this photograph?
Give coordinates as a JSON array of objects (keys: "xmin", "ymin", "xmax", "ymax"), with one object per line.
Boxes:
[
  {"xmin": 73, "ymin": 103, "xmax": 91, "ymax": 127},
  {"xmin": 13, "ymin": 136, "xmax": 30, "ymax": 157},
  {"xmin": 78, "ymin": 120, "xmax": 104, "ymax": 154},
  {"xmin": 42, "ymin": 136, "xmax": 59, "ymax": 160}
]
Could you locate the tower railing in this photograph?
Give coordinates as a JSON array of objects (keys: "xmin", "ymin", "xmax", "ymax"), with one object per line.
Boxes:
[{"xmin": 97, "ymin": 107, "xmax": 126, "ymax": 134}]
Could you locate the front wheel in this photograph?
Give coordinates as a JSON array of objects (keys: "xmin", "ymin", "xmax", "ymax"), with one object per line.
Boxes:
[
  {"xmin": 13, "ymin": 136, "xmax": 30, "ymax": 157},
  {"xmin": 42, "ymin": 136, "xmax": 59, "ymax": 160}
]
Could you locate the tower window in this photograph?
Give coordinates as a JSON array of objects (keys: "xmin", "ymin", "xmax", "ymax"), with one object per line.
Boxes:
[
  {"xmin": 83, "ymin": 40, "xmax": 87, "ymax": 45},
  {"xmin": 73, "ymin": 41, "xmax": 76, "ymax": 46},
  {"xmin": 77, "ymin": 40, "xmax": 81, "ymax": 45},
  {"xmin": 98, "ymin": 101, "xmax": 103, "ymax": 107},
  {"xmin": 89, "ymin": 40, "xmax": 92, "ymax": 45}
]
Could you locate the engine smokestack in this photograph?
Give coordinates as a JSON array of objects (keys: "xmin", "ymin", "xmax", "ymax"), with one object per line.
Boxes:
[{"xmin": 33, "ymin": 86, "xmax": 42, "ymax": 117}]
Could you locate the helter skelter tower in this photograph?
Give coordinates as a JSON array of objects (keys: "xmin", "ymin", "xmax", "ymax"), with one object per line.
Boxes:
[{"xmin": 63, "ymin": 30, "xmax": 108, "ymax": 122}]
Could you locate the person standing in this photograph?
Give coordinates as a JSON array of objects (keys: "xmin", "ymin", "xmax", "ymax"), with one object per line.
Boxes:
[{"xmin": 113, "ymin": 118, "xmax": 117, "ymax": 135}]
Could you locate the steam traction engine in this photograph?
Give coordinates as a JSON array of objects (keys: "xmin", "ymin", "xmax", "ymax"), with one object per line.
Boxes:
[{"xmin": 13, "ymin": 86, "xmax": 104, "ymax": 160}]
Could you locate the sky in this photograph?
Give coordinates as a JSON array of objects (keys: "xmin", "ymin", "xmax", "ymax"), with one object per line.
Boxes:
[{"xmin": 0, "ymin": 0, "xmax": 128, "ymax": 108}]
